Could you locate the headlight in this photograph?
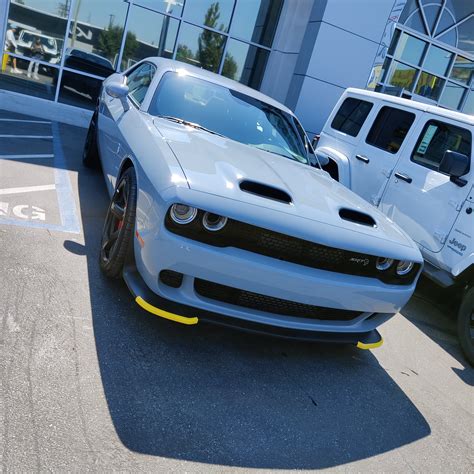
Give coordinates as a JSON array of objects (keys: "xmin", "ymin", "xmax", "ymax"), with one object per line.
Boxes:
[
  {"xmin": 396, "ymin": 260, "xmax": 414, "ymax": 276},
  {"xmin": 376, "ymin": 257, "xmax": 394, "ymax": 271},
  {"xmin": 170, "ymin": 204, "xmax": 197, "ymax": 224},
  {"xmin": 202, "ymin": 212, "xmax": 227, "ymax": 231}
]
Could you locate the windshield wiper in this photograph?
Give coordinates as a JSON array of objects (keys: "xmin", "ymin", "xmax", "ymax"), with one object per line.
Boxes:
[{"xmin": 156, "ymin": 115, "xmax": 225, "ymax": 138}]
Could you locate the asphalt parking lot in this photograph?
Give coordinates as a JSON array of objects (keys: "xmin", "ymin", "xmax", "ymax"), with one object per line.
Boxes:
[{"xmin": 0, "ymin": 109, "xmax": 472, "ymax": 472}]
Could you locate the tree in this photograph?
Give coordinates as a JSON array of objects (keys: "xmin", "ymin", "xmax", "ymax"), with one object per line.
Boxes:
[
  {"xmin": 222, "ymin": 52, "xmax": 238, "ymax": 80},
  {"xmin": 197, "ymin": 2, "xmax": 225, "ymax": 71},
  {"xmin": 97, "ymin": 25, "xmax": 138, "ymax": 64}
]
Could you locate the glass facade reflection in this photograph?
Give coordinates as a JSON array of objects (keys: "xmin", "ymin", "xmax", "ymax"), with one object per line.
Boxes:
[
  {"xmin": 376, "ymin": 0, "xmax": 474, "ymax": 114},
  {"xmin": 1, "ymin": 0, "xmax": 283, "ymax": 109}
]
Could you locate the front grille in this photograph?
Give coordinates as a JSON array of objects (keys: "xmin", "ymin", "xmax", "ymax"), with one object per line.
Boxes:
[{"xmin": 194, "ymin": 279, "xmax": 362, "ymax": 321}]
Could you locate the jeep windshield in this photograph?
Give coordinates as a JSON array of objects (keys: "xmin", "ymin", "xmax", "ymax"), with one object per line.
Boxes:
[{"xmin": 149, "ymin": 71, "xmax": 311, "ymax": 164}]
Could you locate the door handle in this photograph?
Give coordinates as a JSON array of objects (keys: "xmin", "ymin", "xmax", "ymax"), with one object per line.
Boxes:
[
  {"xmin": 394, "ymin": 172, "xmax": 412, "ymax": 183},
  {"xmin": 356, "ymin": 154, "xmax": 370, "ymax": 163}
]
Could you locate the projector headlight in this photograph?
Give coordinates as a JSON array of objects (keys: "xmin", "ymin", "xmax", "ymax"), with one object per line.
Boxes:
[
  {"xmin": 396, "ymin": 260, "xmax": 415, "ymax": 276},
  {"xmin": 202, "ymin": 212, "xmax": 228, "ymax": 231},
  {"xmin": 376, "ymin": 257, "xmax": 394, "ymax": 271},
  {"xmin": 170, "ymin": 204, "xmax": 197, "ymax": 224}
]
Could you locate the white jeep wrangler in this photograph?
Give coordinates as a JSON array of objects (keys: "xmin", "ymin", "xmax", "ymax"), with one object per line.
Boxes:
[{"xmin": 314, "ymin": 88, "xmax": 473, "ymax": 364}]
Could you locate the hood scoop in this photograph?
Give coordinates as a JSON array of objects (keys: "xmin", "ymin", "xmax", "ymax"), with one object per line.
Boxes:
[
  {"xmin": 339, "ymin": 208, "xmax": 376, "ymax": 227},
  {"xmin": 239, "ymin": 180, "xmax": 292, "ymax": 204}
]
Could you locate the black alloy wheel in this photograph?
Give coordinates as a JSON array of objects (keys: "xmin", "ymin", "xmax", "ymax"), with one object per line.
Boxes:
[
  {"xmin": 99, "ymin": 168, "xmax": 137, "ymax": 278},
  {"xmin": 458, "ymin": 286, "xmax": 474, "ymax": 366},
  {"xmin": 83, "ymin": 109, "xmax": 100, "ymax": 168}
]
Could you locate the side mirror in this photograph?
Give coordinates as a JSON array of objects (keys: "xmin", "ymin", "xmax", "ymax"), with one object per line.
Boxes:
[
  {"xmin": 311, "ymin": 134, "xmax": 320, "ymax": 149},
  {"xmin": 105, "ymin": 78, "xmax": 130, "ymax": 111},
  {"xmin": 439, "ymin": 150, "xmax": 470, "ymax": 186}
]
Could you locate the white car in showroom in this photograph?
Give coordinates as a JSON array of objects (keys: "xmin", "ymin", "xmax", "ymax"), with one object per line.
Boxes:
[{"xmin": 83, "ymin": 58, "xmax": 423, "ymax": 348}]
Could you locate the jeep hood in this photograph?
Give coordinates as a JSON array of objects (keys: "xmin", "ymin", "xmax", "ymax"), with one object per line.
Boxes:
[{"xmin": 154, "ymin": 119, "xmax": 418, "ymax": 253}]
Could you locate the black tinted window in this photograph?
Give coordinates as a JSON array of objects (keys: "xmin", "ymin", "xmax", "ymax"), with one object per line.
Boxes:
[
  {"xmin": 412, "ymin": 120, "xmax": 471, "ymax": 172},
  {"xmin": 331, "ymin": 98, "xmax": 373, "ymax": 137},
  {"xmin": 366, "ymin": 106, "xmax": 415, "ymax": 153},
  {"xmin": 126, "ymin": 62, "xmax": 156, "ymax": 105}
]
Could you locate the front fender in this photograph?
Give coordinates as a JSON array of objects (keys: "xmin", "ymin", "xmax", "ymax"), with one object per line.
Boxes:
[{"xmin": 315, "ymin": 146, "xmax": 351, "ymax": 187}]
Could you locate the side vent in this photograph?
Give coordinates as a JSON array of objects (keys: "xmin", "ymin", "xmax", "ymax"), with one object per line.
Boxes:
[
  {"xmin": 339, "ymin": 208, "xmax": 376, "ymax": 227},
  {"xmin": 239, "ymin": 180, "xmax": 292, "ymax": 204}
]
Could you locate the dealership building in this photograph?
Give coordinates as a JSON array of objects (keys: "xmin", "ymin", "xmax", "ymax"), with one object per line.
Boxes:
[{"xmin": 0, "ymin": 0, "xmax": 473, "ymax": 133}]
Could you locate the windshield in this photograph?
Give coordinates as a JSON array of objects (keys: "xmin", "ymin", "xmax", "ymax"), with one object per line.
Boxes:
[{"xmin": 149, "ymin": 72, "xmax": 311, "ymax": 164}]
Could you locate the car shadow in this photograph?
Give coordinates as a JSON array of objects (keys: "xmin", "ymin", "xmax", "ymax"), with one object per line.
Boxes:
[{"xmin": 58, "ymin": 122, "xmax": 433, "ymax": 469}]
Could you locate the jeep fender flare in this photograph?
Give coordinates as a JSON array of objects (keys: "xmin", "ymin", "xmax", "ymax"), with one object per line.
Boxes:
[{"xmin": 314, "ymin": 146, "xmax": 351, "ymax": 187}]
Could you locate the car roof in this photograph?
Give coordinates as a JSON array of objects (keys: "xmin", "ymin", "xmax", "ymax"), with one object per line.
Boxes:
[
  {"xmin": 344, "ymin": 88, "xmax": 474, "ymax": 126},
  {"xmin": 144, "ymin": 57, "xmax": 294, "ymax": 116}
]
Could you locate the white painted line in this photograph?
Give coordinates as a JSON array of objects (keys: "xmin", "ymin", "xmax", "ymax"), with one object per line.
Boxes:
[
  {"xmin": 0, "ymin": 154, "xmax": 54, "ymax": 160},
  {"xmin": 0, "ymin": 184, "xmax": 56, "ymax": 196},
  {"xmin": 0, "ymin": 135, "xmax": 53, "ymax": 139},
  {"xmin": 0, "ymin": 118, "xmax": 51, "ymax": 124}
]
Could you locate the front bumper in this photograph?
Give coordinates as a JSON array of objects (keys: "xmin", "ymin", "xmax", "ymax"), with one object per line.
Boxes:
[{"xmin": 123, "ymin": 264, "xmax": 383, "ymax": 348}]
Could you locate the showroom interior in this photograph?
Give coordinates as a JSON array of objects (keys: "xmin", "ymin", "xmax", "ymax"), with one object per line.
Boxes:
[{"xmin": 0, "ymin": 0, "xmax": 473, "ymax": 134}]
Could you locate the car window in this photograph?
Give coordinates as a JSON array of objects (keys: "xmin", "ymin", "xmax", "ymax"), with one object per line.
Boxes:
[
  {"xmin": 411, "ymin": 120, "xmax": 471, "ymax": 172},
  {"xmin": 149, "ymin": 72, "xmax": 309, "ymax": 164},
  {"xmin": 331, "ymin": 98, "xmax": 373, "ymax": 137},
  {"xmin": 126, "ymin": 62, "xmax": 156, "ymax": 106},
  {"xmin": 366, "ymin": 106, "xmax": 415, "ymax": 154}
]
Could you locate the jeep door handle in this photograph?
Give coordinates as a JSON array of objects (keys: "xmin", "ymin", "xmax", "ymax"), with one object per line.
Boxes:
[
  {"xmin": 356, "ymin": 154, "xmax": 370, "ymax": 163},
  {"xmin": 394, "ymin": 172, "xmax": 412, "ymax": 183}
]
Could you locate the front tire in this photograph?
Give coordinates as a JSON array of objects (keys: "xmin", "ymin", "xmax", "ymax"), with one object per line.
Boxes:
[
  {"xmin": 457, "ymin": 286, "xmax": 474, "ymax": 366},
  {"xmin": 99, "ymin": 168, "xmax": 137, "ymax": 278},
  {"xmin": 83, "ymin": 110, "xmax": 100, "ymax": 169}
]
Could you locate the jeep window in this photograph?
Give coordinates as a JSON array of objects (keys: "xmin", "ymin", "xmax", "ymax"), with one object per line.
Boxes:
[
  {"xmin": 411, "ymin": 120, "xmax": 471, "ymax": 172},
  {"xmin": 126, "ymin": 62, "xmax": 156, "ymax": 106},
  {"xmin": 331, "ymin": 98, "xmax": 373, "ymax": 137},
  {"xmin": 149, "ymin": 72, "xmax": 309, "ymax": 164},
  {"xmin": 366, "ymin": 106, "xmax": 415, "ymax": 153}
]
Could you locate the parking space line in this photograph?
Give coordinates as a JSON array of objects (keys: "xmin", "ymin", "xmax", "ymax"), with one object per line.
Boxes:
[
  {"xmin": 0, "ymin": 184, "xmax": 56, "ymax": 196},
  {"xmin": 52, "ymin": 122, "xmax": 80, "ymax": 234},
  {"xmin": 0, "ymin": 119, "xmax": 52, "ymax": 124},
  {"xmin": 0, "ymin": 154, "xmax": 54, "ymax": 160},
  {"xmin": 0, "ymin": 135, "xmax": 53, "ymax": 139}
]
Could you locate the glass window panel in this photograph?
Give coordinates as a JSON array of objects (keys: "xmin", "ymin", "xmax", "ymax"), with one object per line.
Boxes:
[
  {"xmin": 404, "ymin": 10, "xmax": 428, "ymax": 35},
  {"xmin": 399, "ymin": 0, "xmax": 419, "ymax": 24},
  {"xmin": 66, "ymin": 0, "xmax": 128, "ymax": 72},
  {"xmin": 423, "ymin": 5, "xmax": 442, "ymax": 36},
  {"xmin": 436, "ymin": 27, "xmax": 457, "ymax": 48},
  {"xmin": 415, "ymin": 72, "xmax": 444, "ymax": 100},
  {"xmin": 121, "ymin": 6, "xmax": 178, "ymax": 70},
  {"xmin": 411, "ymin": 120, "xmax": 471, "ymax": 171},
  {"xmin": 450, "ymin": 56, "xmax": 473, "ymax": 85},
  {"xmin": 435, "ymin": 9, "xmax": 455, "ymax": 38},
  {"xmin": 386, "ymin": 60, "xmax": 418, "ymax": 92},
  {"xmin": 183, "ymin": 0, "xmax": 234, "ymax": 33},
  {"xmin": 331, "ymin": 98, "xmax": 373, "ymax": 137},
  {"xmin": 5, "ymin": 0, "xmax": 71, "ymax": 64},
  {"xmin": 175, "ymin": 23, "xmax": 225, "ymax": 72},
  {"xmin": 222, "ymin": 39, "xmax": 269, "ymax": 89},
  {"xmin": 133, "ymin": 0, "xmax": 185, "ymax": 17},
  {"xmin": 58, "ymin": 70, "xmax": 103, "ymax": 110},
  {"xmin": 448, "ymin": 0, "xmax": 473, "ymax": 23},
  {"xmin": 393, "ymin": 33, "xmax": 426, "ymax": 66},
  {"xmin": 0, "ymin": 56, "xmax": 58, "ymax": 100},
  {"xmin": 230, "ymin": 0, "xmax": 283, "ymax": 47},
  {"xmin": 463, "ymin": 91, "xmax": 474, "ymax": 115},
  {"xmin": 457, "ymin": 17, "xmax": 474, "ymax": 56},
  {"xmin": 423, "ymin": 45, "xmax": 452, "ymax": 76},
  {"xmin": 366, "ymin": 106, "xmax": 416, "ymax": 154},
  {"xmin": 439, "ymin": 82, "xmax": 466, "ymax": 109}
]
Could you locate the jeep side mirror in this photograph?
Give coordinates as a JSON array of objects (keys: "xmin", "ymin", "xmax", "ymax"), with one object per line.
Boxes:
[
  {"xmin": 439, "ymin": 150, "xmax": 470, "ymax": 186},
  {"xmin": 311, "ymin": 135, "xmax": 320, "ymax": 149},
  {"xmin": 105, "ymin": 78, "xmax": 130, "ymax": 111}
]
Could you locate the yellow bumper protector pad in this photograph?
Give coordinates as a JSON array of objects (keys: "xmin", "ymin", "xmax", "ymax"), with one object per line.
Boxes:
[
  {"xmin": 357, "ymin": 338, "xmax": 384, "ymax": 350},
  {"xmin": 135, "ymin": 296, "xmax": 198, "ymax": 325}
]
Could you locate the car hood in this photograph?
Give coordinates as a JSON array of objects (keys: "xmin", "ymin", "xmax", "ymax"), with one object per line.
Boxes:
[{"xmin": 153, "ymin": 119, "xmax": 416, "ymax": 251}]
